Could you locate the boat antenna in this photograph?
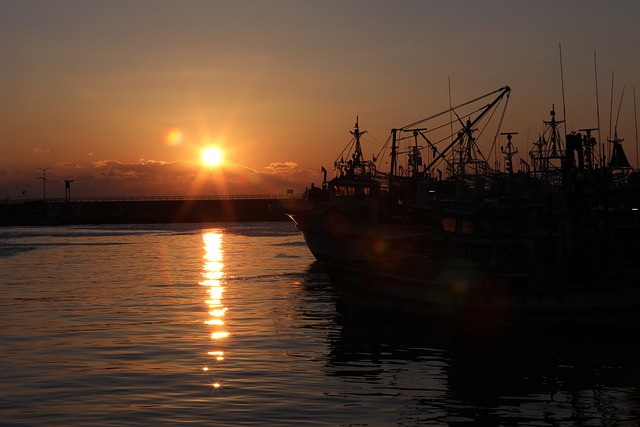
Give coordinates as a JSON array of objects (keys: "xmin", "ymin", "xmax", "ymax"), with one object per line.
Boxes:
[
  {"xmin": 614, "ymin": 86, "xmax": 625, "ymax": 135},
  {"xmin": 594, "ymin": 50, "xmax": 602, "ymax": 163},
  {"xmin": 609, "ymin": 71, "xmax": 615, "ymax": 142},
  {"xmin": 559, "ymin": 43, "xmax": 568, "ymax": 131},
  {"xmin": 448, "ymin": 76, "xmax": 454, "ymax": 147},
  {"xmin": 635, "ymin": 86, "xmax": 638, "ymax": 169},
  {"xmin": 608, "ymin": 71, "xmax": 615, "ymax": 162}
]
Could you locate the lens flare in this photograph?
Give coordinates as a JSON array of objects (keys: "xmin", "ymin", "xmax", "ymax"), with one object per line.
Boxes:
[{"xmin": 164, "ymin": 127, "xmax": 184, "ymax": 146}]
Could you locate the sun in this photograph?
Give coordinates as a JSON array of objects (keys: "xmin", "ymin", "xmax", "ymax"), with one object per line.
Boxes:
[{"xmin": 201, "ymin": 146, "xmax": 224, "ymax": 167}]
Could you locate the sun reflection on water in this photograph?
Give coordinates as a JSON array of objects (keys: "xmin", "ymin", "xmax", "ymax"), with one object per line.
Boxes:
[{"xmin": 200, "ymin": 231, "xmax": 227, "ymax": 388}]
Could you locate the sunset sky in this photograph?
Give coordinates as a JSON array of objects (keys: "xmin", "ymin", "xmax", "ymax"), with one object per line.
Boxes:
[{"xmin": 1, "ymin": 0, "xmax": 639, "ymax": 199}]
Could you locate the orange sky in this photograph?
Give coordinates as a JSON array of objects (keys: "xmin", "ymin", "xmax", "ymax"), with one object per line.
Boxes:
[{"xmin": 1, "ymin": 0, "xmax": 639, "ymax": 199}]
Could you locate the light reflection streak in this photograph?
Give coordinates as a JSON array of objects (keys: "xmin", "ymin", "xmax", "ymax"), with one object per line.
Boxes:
[
  {"xmin": 211, "ymin": 331, "xmax": 230, "ymax": 339},
  {"xmin": 208, "ymin": 351, "xmax": 225, "ymax": 361},
  {"xmin": 209, "ymin": 308, "xmax": 227, "ymax": 317},
  {"xmin": 200, "ymin": 231, "xmax": 227, "ymax": 388}
]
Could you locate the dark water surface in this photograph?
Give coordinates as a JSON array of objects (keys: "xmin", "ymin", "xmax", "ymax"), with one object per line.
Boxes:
[{"xmin": 1, "ymin": 222, "xmax": 639, "ymax": 426}]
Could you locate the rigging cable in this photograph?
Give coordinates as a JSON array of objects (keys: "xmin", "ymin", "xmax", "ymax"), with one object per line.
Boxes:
[
  {"xmin": 401, "ymin": 86, "xmax": 508, "ymax": 130},
  {"xmin": 487, "ymin": 91, "xmax": 511, "ymax": 171}
]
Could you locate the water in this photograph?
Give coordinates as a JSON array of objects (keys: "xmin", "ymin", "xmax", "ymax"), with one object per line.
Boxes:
[{"xmin": 1, "ymin": 222, "xmax": 639, "ymax": 426}]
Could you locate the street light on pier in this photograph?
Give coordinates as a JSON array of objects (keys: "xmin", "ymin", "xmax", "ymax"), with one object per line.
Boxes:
[
  {"xmin": 64, "ymin": 180, "xmax": 74, "ymax": 202},
  {"xmin": 37, "ymin": 167, "xmax": 50, "ymax": 202}
]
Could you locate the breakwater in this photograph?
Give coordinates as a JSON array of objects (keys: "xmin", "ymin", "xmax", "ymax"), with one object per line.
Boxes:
[{"xmin": 0, "ymin": 195, "xmax": 298, "ymax": 225}]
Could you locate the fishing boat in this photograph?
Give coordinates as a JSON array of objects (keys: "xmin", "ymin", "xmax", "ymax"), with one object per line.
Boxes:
[{"xmin": 274, "ymin": 85, "xmax": 640, "ymax": 329}]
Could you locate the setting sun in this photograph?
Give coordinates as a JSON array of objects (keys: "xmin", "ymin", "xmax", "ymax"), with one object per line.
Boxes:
[{"xmin": 201, "ymin": 146, "xmax": 224, "ymax": 167}]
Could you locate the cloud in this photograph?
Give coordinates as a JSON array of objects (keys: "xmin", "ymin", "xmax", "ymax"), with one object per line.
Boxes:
[
  {"xmin": 32, "ymin": 147, "xmax": 50, "ymax": 153},
  {"xmin": 262, "ymin": 161, "xmax": 316, "ymax": 182},
  {"xmin": 55, "ymin": 162, "xmax": 87, "ymax": 169},
  {"xmin": 264, "ymin": 161, "xmax": 298, "ymax": 172}
]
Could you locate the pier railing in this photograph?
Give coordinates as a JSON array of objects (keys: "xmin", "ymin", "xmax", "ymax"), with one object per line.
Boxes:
[{"xmin": 1, "ymin": 194, "xmax": 302, "ymax": 205}]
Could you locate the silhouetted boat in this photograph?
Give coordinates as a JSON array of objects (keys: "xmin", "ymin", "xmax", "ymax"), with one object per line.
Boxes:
[{"xmin": 274, "ymin": 86, "xmax": 640, "ymax": 327}]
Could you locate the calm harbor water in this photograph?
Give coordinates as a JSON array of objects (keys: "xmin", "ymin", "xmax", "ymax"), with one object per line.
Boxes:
[{"xmin": 1, "ymin": 222, "xmax": 640, "ymax": 426}]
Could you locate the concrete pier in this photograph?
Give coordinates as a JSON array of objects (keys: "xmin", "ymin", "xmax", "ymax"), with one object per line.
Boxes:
[{"xmin": 0, "ymin": 195, "xmax": 298, "ymax": 225}]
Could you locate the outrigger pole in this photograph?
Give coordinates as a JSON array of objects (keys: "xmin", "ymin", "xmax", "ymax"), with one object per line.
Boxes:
[
  {"xmin": 421, "ymin": 86, "xmax": 511, "ymax": 173},
  {"xmin": 594, "ymin": 50, "xmax": 602, "ymax": 155},
  {"xmin": 559, "ymin": 43, "xmax": 568, "ymax": 132}
]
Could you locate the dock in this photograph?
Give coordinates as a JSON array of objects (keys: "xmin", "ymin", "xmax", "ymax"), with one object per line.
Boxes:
[{"xmin": 0, "ymin": 195, "xmax": 299, "ymax": 226}]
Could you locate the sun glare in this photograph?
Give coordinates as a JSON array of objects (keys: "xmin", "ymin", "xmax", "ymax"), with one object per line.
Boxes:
[{"xmin": 201, "ymin": 146, "xmax": 224, "ymax": 167}]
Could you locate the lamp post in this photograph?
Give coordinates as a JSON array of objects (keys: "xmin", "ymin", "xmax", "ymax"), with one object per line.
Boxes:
[
  {"xmin": 64, "ymin": 180, "xmax": 73, "ymax": 202},
  {"xmin": 37, "ymin": 167, "xmax": 49, "ymax": 202}
]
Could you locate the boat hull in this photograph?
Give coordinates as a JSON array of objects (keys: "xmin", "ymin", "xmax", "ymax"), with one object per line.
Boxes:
[
  {"xmin": 272, "ymin": 90, "xmax": 640, "ymax": 330},
  {"xmin": 325, "ymin": 259, "xmax": 640, "ymax": 328}
]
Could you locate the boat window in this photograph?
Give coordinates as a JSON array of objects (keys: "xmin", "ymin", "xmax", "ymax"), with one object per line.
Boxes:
[
  {"xmin": 450, "ymin": 242, "xmax": 469, "ymax": 259},
  {"xmin": 354, "ymin": 186, "xmax": 372, "ymax": 196},
  {"xmin": 470, "ymin": 244, "xmax": 492, "ymax": 263},
  {"xmin": 442, "ymin": 217, "xmax": 456, "ymax": 233},
  {"xmin": 497, "ymin": 220, "xmax": 513, "ymax": 234},
  {"xmin": 333, "ymin": 185, "xmax": 355, "ymax": 197},
  {"xmin": 332, "ymin": 185, "xmax": 372, "ymax": 197},
  {"xmin": 461, "ymin": 219, "xmax": 475, "ymax": 235}
]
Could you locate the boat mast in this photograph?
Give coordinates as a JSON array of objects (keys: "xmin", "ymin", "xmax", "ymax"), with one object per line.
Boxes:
[
  {"xmin": 500, "ymin": 132, "xmax": 518, "ymax": 174},
  {"xmin": 390, "ymin": 128, "xmax": 398, "ymax": 177},
  {"xmin": 334, "ymin": 117, "xmax": 372, "ymax": 178},
  {"xmin": 546, "ymin": 106, "xmax": 564, "ymax": 157},
  {"xmin": 350, "ymin": 116, "xmax": 366, "ymax": 167}
]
